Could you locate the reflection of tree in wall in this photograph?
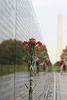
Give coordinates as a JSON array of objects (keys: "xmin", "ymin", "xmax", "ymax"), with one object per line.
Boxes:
[
  {"xmin": 0, "ymin": 39, "xmax": 27, "ymax": 65},
  {"xmin": 0, "ymin": 39, "xmax": 50, "ymax": 65},
  {"xmin": 38, "ymin": 45, "xmax": 51, "ymax": 65},
  {"xmin": 61, "ymin": 46, "xmax": 67, "ymax": 61}
]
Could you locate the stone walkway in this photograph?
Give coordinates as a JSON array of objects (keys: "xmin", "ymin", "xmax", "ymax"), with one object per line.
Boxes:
[
  {"xmin": 0, "ymin": 72, "xmax": 67, "ymax": 100},
  {"xmin": 56, "ymin": 72, "xmax": 67, "ymax": 100}
]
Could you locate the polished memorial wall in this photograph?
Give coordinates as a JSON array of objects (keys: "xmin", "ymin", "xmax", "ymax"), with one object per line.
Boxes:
[
  {"xmin": 0, "ymin": 0, "xmax": 42, "ymax": 43},
  {"xmin": 0, "ymin": 1, "xmax": 16, "ymax": 100},
  {"xmin": 0, "ymin": 0, "xmax": 42, "ymax": 100},
  {"xmin": 0, "ymin": 0, "xmax": 16, "ymax": 42},
  {"xmin": 16, "ymin": 0, "xmax": 42, "ymax": 41}
]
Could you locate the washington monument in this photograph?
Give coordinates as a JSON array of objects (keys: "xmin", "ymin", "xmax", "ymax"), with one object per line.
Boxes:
[{"xmin": 57, "ymin": 13, "xmax": 63, "ymax": 61}]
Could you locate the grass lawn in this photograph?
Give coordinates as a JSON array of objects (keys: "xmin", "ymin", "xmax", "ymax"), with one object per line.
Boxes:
[
  {"xmin": 39, "ymin": 65, "xmax": 67, "ymax": 72},
  {"xmin": 0, "ymin": 65, "xmax": 67, "ymax": 76},
  {"xmin": 0, "ymin": 65, "xmax": 28, "ymax": 76}
]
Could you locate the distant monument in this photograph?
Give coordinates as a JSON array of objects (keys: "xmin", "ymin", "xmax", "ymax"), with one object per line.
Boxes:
[{"xmin": 57, "ymin": 13, "xmax": 63, "ymax": 61}]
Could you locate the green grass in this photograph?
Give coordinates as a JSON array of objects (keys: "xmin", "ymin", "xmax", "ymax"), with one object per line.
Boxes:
[
  {"xmin": 0, "ymin": 65, "xmax": 28, "ymax": 76},
  {"xmin": 52, "ymin": 66, "xmax": 67, "ymax": 72},
  {"xmin": 39, "ymin": 65, "xmax": 67, "ymax": 72},
  {"xmin": 0, "ymin": 65, "xmax": 67, "ymax": 76},
  {"xmin": 39, "ymin": 66, "xmax": 53, "ymax": 72}
]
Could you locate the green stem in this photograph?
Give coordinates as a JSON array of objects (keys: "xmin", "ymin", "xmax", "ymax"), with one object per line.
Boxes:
[
  {"xmin": 29, "ymin": 65, "xmax": 33, "ymax": 100},
  {"xmin": 29, "ymin": 79, "xmax": 33, "ymax": 100}
]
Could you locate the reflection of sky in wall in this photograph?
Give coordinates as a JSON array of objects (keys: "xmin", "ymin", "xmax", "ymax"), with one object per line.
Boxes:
[
  {"xmin": 0, "ymin": 0, "xmax": 67, "ymax": 63},
  {"xmin": 0, "ymin": 0, "xmax": 42, "ymax": 43},
  {"xmin": 31, "ymin": 0, "xmax": 67, "ymax": 63},
  {"xmin": 0, "ymin": 0, "xmax": 16, "ymax": 43}
]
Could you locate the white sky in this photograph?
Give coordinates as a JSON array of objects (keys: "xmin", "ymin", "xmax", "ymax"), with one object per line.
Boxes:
[{"xmin": 31, "ymin": 0, "xmax": 67, "ymax": 63}]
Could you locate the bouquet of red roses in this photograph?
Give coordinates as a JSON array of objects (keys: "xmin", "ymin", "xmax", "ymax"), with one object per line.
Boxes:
[
  {"xmin": 22, "ymin": 38, "xmax": 42, "ymax": 66},
  {"xmin": 22, "ymin": 38, "xmax": 42, "ymax": 55},
  {"xmin": 22, "ymin": 38, "xmax": 42, "ymax": 100}
]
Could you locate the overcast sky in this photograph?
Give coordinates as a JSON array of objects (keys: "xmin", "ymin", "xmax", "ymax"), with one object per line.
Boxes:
[{"xmin": 31, "ymin": 0, "xmax": 67, "ymax": 63}]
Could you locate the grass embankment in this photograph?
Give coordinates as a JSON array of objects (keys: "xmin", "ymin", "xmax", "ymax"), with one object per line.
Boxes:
[{"xmin": 0, "ymin": 65, "xmax": 67, "ymax": 76}]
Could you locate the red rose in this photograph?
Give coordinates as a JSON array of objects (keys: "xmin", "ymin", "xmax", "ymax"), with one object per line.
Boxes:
[
  {"xmin": 29, "ymin": 41, "xmax": 31, "ymax": 44},
  {"xmin": 29, "ymin": 39, "xmax": 31, "ymax": 41},
  {"xmin": 27, "ymin": 49, "xmax": 29, "ymax": 52},
  {"xmin": 33, "ymin": 42, "xmax": 37, "ymax": 45},
  {"xmin": 37, "ymin": 41, "xmax": 42, "ymax": 46},
  {"xmin": 36, "ymin": 48, "xmax": 38, "ymax": 52},
  {"xmin": 25, "ymin": 41, "xmax": 28, "ymax": 44},
  {"xmin": 22, "ymin": 42, "xmax": 25, "ymax": 45},
  {"xmin": 23, "ymin": 46, "xmax": 25, "ymax": 48},
  {"xmin": 22, "ymin": 41, "xmax": 28, "ymax": 45}
]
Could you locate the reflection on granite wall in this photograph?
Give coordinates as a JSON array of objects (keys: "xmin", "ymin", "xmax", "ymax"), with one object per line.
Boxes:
[{"xmin": 0, "ymin": 0, "xmax": 42, "ymax": 100}]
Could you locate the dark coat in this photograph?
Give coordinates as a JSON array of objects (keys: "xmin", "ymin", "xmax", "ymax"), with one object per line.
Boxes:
[
  {"xmin": 36, "ymin": 60, "xmax": 39, "ymax": 73},
  {"xmin": 63, "ymin": 64, "xmax": 66, "ymax": 71}
]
